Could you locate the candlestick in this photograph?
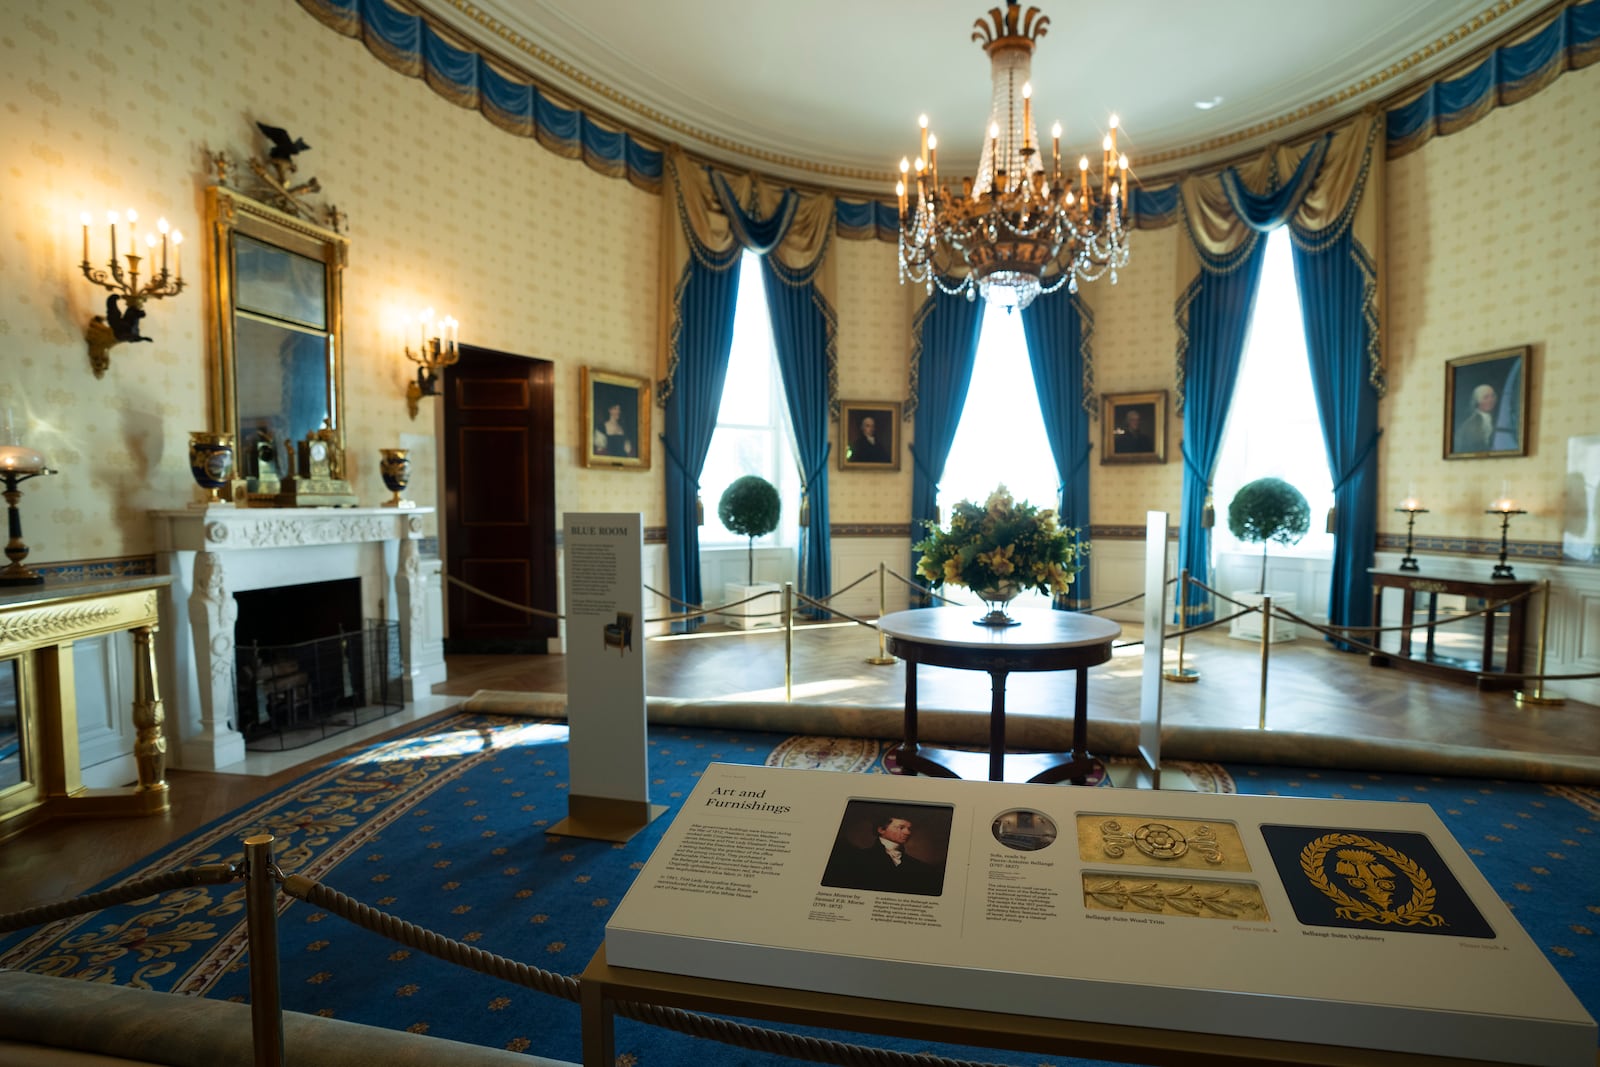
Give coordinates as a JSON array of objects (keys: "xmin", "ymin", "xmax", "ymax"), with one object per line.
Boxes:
[
  {"xmin": 1394, "ymin": 505, "xmax": 1429, "ymax": 572},
  {"xmin": 1484, "ymin": 506, "xmax": 1526, "ymax": 580}
]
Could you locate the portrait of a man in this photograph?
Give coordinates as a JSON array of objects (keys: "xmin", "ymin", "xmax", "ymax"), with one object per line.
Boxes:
[
  {"xmin": 1114, "ymin": 406, "xmax": 1155, "ymax": 454},
  {"xmin": 819, "ymin": 799, "xmax": 951, "ymax": 897},
  {"xmin": 838, "ymin": 401, "xmax": 901, "ymax": 470},
  {"xmin": 1101, "ymin": 390, "xmax": 1167, "ymax": 464},
  {"xmin": 1445, "ymin": 347, "xmax": 1528, "ymax": 459}
]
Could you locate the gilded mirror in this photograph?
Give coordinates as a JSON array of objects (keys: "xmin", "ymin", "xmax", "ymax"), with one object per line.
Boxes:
[{"xmin": 206, "ymin": 185, "xmax": 348, "ymax": 503}]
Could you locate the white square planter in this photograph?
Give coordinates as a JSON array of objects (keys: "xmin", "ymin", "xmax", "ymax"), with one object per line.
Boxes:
[
  {"xmin": 722, "ymin": 581, "xmax": 782, "ymax": 630},
  {"xmin": 1228, "ymin": 590, "xmax": 1298, "ymax": 643}
]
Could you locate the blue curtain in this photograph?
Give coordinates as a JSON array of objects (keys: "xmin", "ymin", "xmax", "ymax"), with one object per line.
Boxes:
[
  {"xmin": 1176, "ymin": 242, "xmax": 1268, "ymax": 625},
  {"xmin": 908, "ymin": 290, "xmax": 984, "ymax": 605},
  {"xmin": 662, "ymin": 256, "xmax": 742, "ymax": 631},
  {"xmin": 1294, "ymin": 233, "xmax": 1381, "ymax": 647},
  {"xmin": 1019, "ymin": 287, "xmax": 1095, "ymax": 609},
  {"xmin": 762, "ymin": 257, "xmax": 835, "ymax": 618}
]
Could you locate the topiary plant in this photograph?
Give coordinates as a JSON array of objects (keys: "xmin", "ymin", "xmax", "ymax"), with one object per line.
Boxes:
[
  {"xmin": 718, "ymin": 475, "xmax": 781, "ymax": 584},
  {"xmin": 1227, "ymin": 477, "xmax": 1310, "ymax": 594}
]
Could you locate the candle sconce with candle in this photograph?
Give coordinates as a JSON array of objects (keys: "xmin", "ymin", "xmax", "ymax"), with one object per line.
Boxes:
[
  {"xmin": 80, "ymin": 209, "xmax": 185, "ymax": 379},
  {"xmin": 404, "ymin": 308, "xmax": 461, "ymax": 420}
]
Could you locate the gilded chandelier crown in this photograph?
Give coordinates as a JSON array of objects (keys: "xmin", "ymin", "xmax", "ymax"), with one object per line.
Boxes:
[{"xmin": 897, "ymin": 1, "xmax": 1130, "ymax": 311}]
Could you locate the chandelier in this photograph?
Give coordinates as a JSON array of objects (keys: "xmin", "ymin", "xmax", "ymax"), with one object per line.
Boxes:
[{"xmin": 896, "ymin": 1, "xmax": 1130, "ymax": 311}]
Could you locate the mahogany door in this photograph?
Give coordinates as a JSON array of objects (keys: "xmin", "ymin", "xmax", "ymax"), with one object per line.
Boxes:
[{"xmin": 442, "ymin": 346, "xmax": 557, "ymax": 652}]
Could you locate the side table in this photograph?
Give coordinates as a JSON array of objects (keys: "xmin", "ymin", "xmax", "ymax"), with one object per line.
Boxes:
[{"xmin": 876, "ymin": 607, "xmax": 1120, "ymax": 785}]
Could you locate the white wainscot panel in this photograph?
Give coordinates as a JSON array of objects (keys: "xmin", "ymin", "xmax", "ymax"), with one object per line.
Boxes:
[
  {"xmin": 72, "ymin": 631, "xmax": 136, "ymax": 788},
  {"xmin": 829, "ymin": 537, "xmax": 914, "ymax": 618},
  {"xmin": 1088, "ymin": 538, "xmax": 1178, "ymax": 624}
]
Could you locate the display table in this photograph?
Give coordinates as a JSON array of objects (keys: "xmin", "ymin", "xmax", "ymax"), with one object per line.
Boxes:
[
  {"xmin": 876, "ymin": 607, "xmax": 1120, "ymax": 784},
  {"xmin": 0, "ymin": 575, "xmax": 172, "ymax": 840},
  {"xmin": 1368, "ymin": 566, "xmax": 1533, "ymax": 689},
  {"xmin": 602, "ymin": 764, "xmax": 1597, "ymax": 1067}
]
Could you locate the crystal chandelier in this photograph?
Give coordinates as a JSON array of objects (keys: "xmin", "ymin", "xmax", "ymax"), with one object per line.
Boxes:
[{"xmin": 896, "ymin": 1, "xmax": 1130, "ymax": 311}]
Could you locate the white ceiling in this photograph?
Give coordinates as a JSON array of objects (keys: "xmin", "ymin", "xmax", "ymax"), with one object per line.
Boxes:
[{"xmin": 432, "ymin": 0, "xmax": 1558, "ymax": 192}]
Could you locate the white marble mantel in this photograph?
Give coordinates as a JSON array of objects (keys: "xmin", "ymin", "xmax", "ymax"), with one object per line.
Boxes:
[{"xmin": 151, "ymin": 506, "xmax": 438, "ymax": 770}]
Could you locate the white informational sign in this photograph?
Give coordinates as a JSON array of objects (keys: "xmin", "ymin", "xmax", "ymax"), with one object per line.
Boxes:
[
  {"xmin": 1138, "ymin": 510, "xmax": 1167, "ymax": 784},
  {"xmin": 607, "ymin": 766, "xmax": 1595, "ymax": 1066},
  {"xmin": 556, "ymin": 513, "xmax": 659, "ymax": 840}
]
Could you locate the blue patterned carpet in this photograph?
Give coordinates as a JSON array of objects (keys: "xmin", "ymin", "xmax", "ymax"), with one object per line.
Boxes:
[{"xmin": 1, "ymin": 712, "xmax": 1595, "ymax": 1065}]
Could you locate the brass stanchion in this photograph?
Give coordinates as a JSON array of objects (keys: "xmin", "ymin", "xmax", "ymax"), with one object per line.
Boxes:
[
  {"xmin": 1163, "ymin": 568, "xmax": 1200, "ymax": 683},
  {"xmin": 1258, "ymin": 595, "xmax": 1272, "ymax": 731},
  {"xmin": 1516, "ymin": 579, "xmax": 1566, "ymax": 706},
  {"xmin": 243, "ymin": 833, "xmax": 285, "ymax": 1067},
  {"xmin": 867, "ymin": 561, "xmax": 896, "ymax": 665},
  {"xmin": 783, "ymin": 582, "xmax": 794, "ymax": 704}
]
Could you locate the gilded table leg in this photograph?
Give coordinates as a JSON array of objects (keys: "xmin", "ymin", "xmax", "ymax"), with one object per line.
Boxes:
[{"xmin": 130, "ymin": 623, "xmax": 169, "ymax": 800}]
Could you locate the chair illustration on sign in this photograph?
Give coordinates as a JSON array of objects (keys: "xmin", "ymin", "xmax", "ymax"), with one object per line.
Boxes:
[{"xmin": 603, "ymin": 612, "xmax": 634, "ymax": 656}]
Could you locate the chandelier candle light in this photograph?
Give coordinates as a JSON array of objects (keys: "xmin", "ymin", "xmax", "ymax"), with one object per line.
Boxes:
[
  {"xmin": 79, "ymin": 209, "xmax": 185, "ymax": 378},
  {"xmin": 896, "ymin": 1, "xmax": 1130, "ymax": 310}
]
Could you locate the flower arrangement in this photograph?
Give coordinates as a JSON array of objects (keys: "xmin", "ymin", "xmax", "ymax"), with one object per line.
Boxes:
[{"xmin": 913, "ymin": 485, "xmax": 1085, "ymax": 600}]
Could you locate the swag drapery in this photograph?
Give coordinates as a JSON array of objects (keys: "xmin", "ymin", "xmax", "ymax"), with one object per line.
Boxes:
[
  {"xmin": 657, "ymin": 145, "xmax": 838, "ymax": 629},
  {"xmin": 1172, "ymin": 112, "xmax": 1386, "ymax": 636}
]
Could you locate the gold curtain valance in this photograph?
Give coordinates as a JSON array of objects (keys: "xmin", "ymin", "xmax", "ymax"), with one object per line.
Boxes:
[{"xmin": 1179, "ymin": 111, "xmax": 1379, "ymax": 262}]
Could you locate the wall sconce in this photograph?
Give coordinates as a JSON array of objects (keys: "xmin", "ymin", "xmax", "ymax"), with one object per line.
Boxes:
[
  {"xmin": 404, "ymin": 308, "xmax": 460, "ymax": 419},
  {"xmin": 0, "ymin": 424, "xmax": 55, "ymax": 587},
  {"xmin": 80, "ymin": 210, "xmax": 185, "ymax": 378}
]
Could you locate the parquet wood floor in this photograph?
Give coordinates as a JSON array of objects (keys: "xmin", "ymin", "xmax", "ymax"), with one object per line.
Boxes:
[{"xmin": 2, "ymin": 617, "xmax": 1596, "ymax": 916}]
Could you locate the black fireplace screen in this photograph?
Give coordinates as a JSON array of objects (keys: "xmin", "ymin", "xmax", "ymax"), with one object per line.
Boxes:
[{"xmin": 235, "ymin": 619, "xmax": 403, "ymax": 751}]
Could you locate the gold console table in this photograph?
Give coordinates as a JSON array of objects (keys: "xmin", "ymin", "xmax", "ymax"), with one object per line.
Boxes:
[{"xmin": 0, "ymin": 575, "xmax": 172, "ymax": 841}]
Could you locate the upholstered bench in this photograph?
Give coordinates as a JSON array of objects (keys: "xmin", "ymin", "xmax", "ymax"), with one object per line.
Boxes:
[{"xmin": 0, "ymin": 970, "xmax": 575, "ymax": 1067}]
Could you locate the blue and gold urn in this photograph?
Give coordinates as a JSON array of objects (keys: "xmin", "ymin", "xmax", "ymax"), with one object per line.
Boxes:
[
  {"xmin": 187, "ymin": 431, "xmax": 235, "ymax": 506},
  {"xmin": 379, "ymin": 448, "xmax": 413, "ymax": 508}
]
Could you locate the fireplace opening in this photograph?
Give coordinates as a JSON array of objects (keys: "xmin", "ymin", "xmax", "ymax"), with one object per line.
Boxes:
[{"xmin": 234, "ymin": 580, "xmax": 403, "ymax": 751}]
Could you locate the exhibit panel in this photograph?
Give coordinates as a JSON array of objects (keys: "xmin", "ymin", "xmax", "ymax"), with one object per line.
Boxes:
[{"xmin": 605, "ymin": 766, "xmax": 1596, "ymax": 1066}]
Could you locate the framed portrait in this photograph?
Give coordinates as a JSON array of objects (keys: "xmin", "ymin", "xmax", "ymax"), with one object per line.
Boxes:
[
  {"xmin": 1101, "ymin": 390, "xmax": 1166, "ymax": 464},
  {"xmin": 839, "ymin": 400, "xmax": 901, "ymax": 471},
  {"xmin": 581, "ymin": 367, "xmax": 651, "ymax": 470},
  {"xmin": 1444, "ymin": 346, "xmax": 1530, "ymax": 459}
]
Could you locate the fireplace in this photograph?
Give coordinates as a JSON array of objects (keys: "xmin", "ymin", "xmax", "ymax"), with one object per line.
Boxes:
[
  {"xmin": 152, "ymin": 506, "xmax": 442, "ymax": 770},
  {"xmin": 232, "ymin": 580, "xmax": 403, "ymax": 751}
]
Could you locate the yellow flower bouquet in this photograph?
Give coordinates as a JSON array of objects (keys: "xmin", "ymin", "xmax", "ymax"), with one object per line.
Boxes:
[{"xmin": 913, "ymin": 486, "xmax": 1086, "ymax": 611}]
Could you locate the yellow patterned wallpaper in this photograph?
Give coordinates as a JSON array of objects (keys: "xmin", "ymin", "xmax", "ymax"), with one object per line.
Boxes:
[
  {"xmin": 1384, "ymin": 71, "xmax": 1599, "ymax": 544},
  {"xmin": 0, "ymin": 0, "xmax": 1591, "ymax": 572},
  {"xmin": 0, "ymin": 0, "xmax": 659, "ymax": 566},
  {"xmin": 830, "ymin": 237, "xmax": 914, "ymax": 523},
  {"xmin": 1084, "ymin": 224, "xmax": 1184, "ymax": 525}
]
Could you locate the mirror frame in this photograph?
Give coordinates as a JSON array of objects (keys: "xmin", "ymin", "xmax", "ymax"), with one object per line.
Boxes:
[{"xmin": 205, "ymin": 184, "xmax": 349, "ymax": 489}]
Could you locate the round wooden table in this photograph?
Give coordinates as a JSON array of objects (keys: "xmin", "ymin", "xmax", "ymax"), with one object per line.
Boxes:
[{"xmin": 877, "ymin": 607, "xmax": 1121, "ymax": 785}]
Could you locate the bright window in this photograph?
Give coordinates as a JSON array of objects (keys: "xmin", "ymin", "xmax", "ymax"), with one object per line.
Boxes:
[
  {"xmin": 699, "ymin": 251, "xmax": 800, "ymax": 547},
  {"xmin": 1211, "ymin": 228, "xmax": 1334, "ymax": 557},
  {"xmin": 936, "ymin": 301, "xmax": 1061, "ymax": 607}
]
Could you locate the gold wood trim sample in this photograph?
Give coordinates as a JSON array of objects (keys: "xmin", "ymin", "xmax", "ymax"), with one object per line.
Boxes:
[
  {"xmin": 1077, "ymin": 814, "xmax": 1252, "ymax": 872},
  {"xmin": 1083, "ymin": 873, "xmax": 1270, "ymax": 921}
]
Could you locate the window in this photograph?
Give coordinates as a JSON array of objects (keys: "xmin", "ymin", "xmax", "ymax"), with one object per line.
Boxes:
[
  {"xmin": 698, "ymin": 251, "xmax": 800, "ymax": 548},
  {"xmin": 1211, "ymin": 227, "xmax": 1334, "ymax": 557},
  {"xmin": 936, "ymin": 301, "xmax": 1061, "ymax": 607}
]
